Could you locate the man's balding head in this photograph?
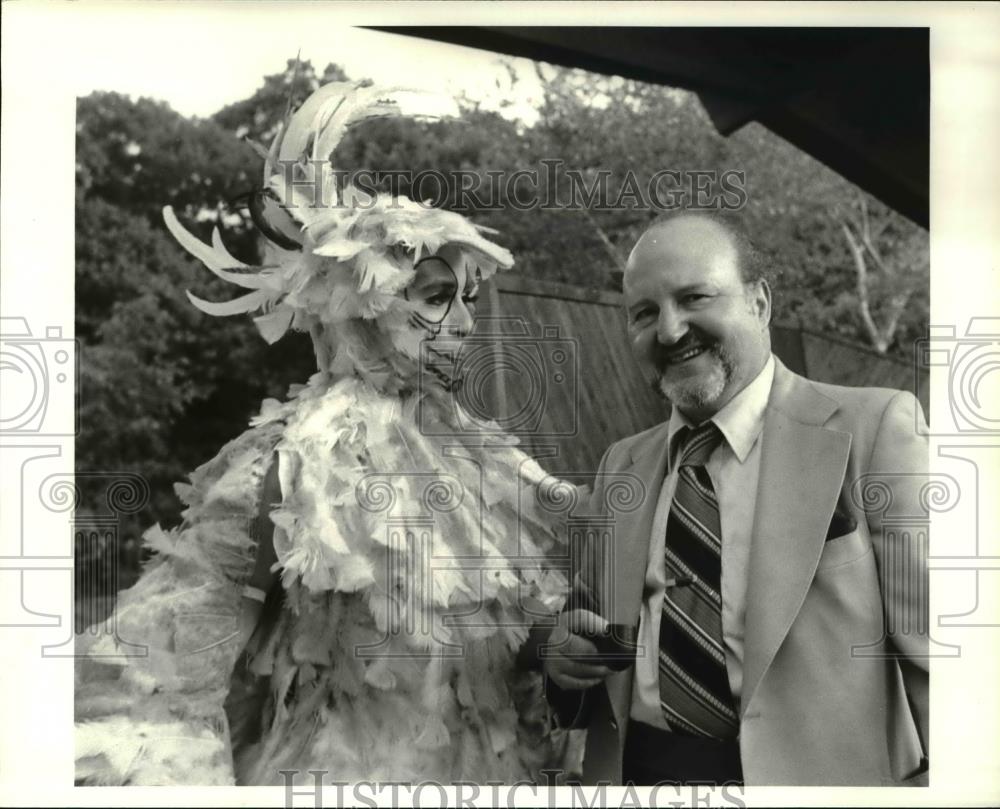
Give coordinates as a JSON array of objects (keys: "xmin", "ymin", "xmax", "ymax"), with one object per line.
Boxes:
[{"xmin": 629, "ymin": 212, "xmax": 768, "ymax": 286}]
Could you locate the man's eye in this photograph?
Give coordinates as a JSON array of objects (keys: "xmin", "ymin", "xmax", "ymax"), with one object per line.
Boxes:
[
  {"xmin": 681, "ymin": 293, "xmax": 711, "ymax": 305},
  {"xmin": 425, "ymin": 294, "xmax": 452, "ymax": 307},
  {"xmin": 631, "ymin": 307, "xmax": 655, "ymax": 324}
]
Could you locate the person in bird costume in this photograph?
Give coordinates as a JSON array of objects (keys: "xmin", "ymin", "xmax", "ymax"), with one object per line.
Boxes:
[{"xmin": 75, "ymin": 81, "xmax": 574, "ymax": 786}]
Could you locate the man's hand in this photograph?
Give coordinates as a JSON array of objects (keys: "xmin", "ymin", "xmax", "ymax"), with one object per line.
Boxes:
[{"xmin": 542, "ymin": 609, "xmax": 614, "ymax": 690}]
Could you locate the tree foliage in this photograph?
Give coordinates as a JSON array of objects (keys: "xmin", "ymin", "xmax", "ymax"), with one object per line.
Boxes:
[{"xmin": 77, "ymin": 92, "xmax": 258, "ymax": 223}]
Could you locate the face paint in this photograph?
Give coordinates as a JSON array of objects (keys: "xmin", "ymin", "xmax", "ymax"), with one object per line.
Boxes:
[
  {"xmin": 404, "ymin": 256, "xmax": 461, "ymax": 337},
  {"xmin": 383, "ymin": 248, "xmax": 481, "ymax": 385}
]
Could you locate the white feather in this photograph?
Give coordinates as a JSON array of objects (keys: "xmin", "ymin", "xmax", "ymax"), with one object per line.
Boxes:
[
  {"xmin": 263, "ymin": 120, "xmax": 285, "ymax": 184},
  {"xmin": 277, "ymin": 82, "xmax": 456, "ymax": 168},
  {"xmin": 313, "ymin": 86, "xmax": 454, "ymax": 165},
  {"xmin": 186, "ymin": 288, "xmax": 274, "ymax": 317},
  {"xmin": 278, "ymin": 81, "xmax": 356, "ymax": 163},
  {"xmin": 163, "ymin": 207, "xmax": 270, "ymax": 290},
  {"xmin": 211, "ymin": 227, "xmax": 243, "ymax": 266},
  {"xmin": 253, "ymin": 306, "xmax": 295, "ymax": 344}
]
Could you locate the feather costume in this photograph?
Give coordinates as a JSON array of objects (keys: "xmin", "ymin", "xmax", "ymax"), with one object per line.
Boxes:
[{"xmin": 75, "ymin": 82, "xmax": 577, "ymax": 786}]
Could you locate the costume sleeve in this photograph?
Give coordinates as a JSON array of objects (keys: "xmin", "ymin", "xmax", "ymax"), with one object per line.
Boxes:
[
  {"xmin": 75, "ymin": 427, "xmax": 281, "ymax": 785},
  {"xmin": 541, "ymin": 444, "xmax": 616, "ymax": 729},
  {"xmin": 865, "ymin": 391, "xmax": 930, "ymax": 767}
]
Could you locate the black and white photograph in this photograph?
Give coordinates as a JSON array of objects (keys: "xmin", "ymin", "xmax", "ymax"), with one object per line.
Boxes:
[{"xmin": 1, "ymin": 1, "xmax": 998, "ymax": 806}]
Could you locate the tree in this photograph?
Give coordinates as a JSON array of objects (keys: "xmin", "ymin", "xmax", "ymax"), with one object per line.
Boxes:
[
  {"xmin": 713, "ymin": 121, "xmax": 929, "ymax": 354},
  {"xmin": 501, "ymin": 64, "xmax": 729, "ymax": 289},
  {"xmin": 77, "ymin": 92, "xmax": 259, "ymax": 225},
  {"xmin": 837, "ymin": 194, "xmax": 928, "ymax": 355}
]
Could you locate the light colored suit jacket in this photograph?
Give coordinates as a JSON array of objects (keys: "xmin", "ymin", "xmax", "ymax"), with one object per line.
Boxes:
[{"xmin": 550, "ymin": 358, "xmax": 929, "ymax": 786}]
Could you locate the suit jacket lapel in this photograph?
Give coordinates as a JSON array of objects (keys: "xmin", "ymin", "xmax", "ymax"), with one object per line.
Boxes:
[
  {"xmin": 741, "ymin": 361, "xmax": 851, "ymax": 715},
  {"xmin": 601, "ymin": 420, "xmax": 671, "ymax": 722},
  {"xmin": 599, "ymin": 420, "xmax": 671, "ymax": 623}
]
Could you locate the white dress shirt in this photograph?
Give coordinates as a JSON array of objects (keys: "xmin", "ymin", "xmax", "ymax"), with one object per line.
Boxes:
[{"xmin": 629, "ymin": 355, "xmax": 775, "ymax": 729}]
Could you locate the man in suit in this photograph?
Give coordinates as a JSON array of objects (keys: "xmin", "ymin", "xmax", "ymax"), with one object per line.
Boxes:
[{"xmin": 541, "ymin": 212, "xmax": 929, "ymax": 786}]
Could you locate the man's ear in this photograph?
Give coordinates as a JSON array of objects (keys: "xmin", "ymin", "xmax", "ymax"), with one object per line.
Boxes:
[{"xmin": 752, "ymin": 278, "xmax": 773, "ymax": 327}]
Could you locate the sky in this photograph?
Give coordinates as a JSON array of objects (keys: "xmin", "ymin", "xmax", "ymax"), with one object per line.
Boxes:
[{"xmin": 61, "ymin": 5, "xmax": 545, "ymax": 122}]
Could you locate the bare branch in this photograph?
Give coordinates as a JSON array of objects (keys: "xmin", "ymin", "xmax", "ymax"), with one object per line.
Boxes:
[
  {"xmin": 860, "ymin": 196, "xmax": 871, "ymax": 245},
  {"xmin": 859, "ymin": 227, "xmax": 890, "ymax": 276},
  {"xmin": 580, "ymin": 206, "xmax": 627, "ymax": 273},
  {"xmin": 842, "ymin": 221, "xmax": 886, "ymax": 353},
  {"xmin": 869, "ymin": 212, "xmax": 891, "ymax": 244},
  {"xmin": 850, "ymin": 194, "xmax": 891, "ymax": 276},
  {"xmin": 881, "ymin": 284, "xmax": 917, "ymax": 348}
]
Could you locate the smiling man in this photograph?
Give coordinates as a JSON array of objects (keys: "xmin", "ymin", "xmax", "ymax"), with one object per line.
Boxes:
[
  {"xmin": 542, "ymin": 212, "xmax": 929, "ymax": 786},
  {"xmin": 625, "ymin": 215, "xmax": 771, "ymax": 421}
]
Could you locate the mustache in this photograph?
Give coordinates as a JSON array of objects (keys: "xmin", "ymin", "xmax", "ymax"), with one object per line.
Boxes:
[{"xmin": 651, "ymin": 332, "xmax": 715, "ymax": 370}]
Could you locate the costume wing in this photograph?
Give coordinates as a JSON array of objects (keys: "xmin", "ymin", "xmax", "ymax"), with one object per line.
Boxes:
[{"xmin": 74, "ymin": 423, "xmax": 284, "ymax": 785}]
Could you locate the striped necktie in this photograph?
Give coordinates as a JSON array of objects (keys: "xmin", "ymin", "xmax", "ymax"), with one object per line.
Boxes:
[{"xmin": 657, "ymin": 421, "xmax": 740, "ymax": 739}]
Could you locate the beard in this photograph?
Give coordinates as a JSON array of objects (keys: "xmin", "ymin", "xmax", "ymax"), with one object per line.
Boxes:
[{"xmin": 654, "ymin": 340, "xmax": 737, "ymax": 417}]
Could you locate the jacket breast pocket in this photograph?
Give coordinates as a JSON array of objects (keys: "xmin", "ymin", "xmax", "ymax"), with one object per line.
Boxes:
[{"xmin": 816, "ymin": 528, "xmax": 871, "ymax": 570}]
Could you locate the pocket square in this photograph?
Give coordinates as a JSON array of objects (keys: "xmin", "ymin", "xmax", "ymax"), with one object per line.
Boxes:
[{"xmin": 826, "ymin": 505, "xmax": 858, "ymax": 540}]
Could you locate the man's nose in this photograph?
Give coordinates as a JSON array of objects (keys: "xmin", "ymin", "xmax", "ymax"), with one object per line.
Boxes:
[{"xmin": 656, "ymin": 303, "xmax": 688, "ymax": 345}]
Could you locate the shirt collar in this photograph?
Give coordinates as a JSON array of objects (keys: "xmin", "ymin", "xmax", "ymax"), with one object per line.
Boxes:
[{"xmin": 666, "ymin": 354, "xmax": 775, "ymax": 465}]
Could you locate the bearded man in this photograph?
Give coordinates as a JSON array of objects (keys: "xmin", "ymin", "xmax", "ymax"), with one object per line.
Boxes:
[{"xmin": 541, "ymin": 212, "xmax": 929, "ymax": 786}]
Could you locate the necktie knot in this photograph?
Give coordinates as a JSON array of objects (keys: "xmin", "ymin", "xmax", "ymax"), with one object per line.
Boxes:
[{"xmin": 677, "ymin": 422, "xmax": 722, "ymax": 468}]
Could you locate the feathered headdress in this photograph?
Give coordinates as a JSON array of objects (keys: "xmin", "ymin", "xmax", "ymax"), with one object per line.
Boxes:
[{"xmin": 163, "ymin": 81, "xmax": 513, "ymax": 365}]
